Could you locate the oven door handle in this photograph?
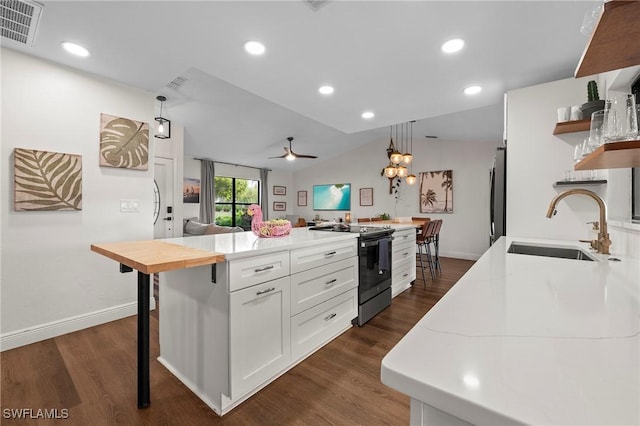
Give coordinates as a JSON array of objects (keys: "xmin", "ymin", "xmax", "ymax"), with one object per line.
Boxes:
[{"xmin": 360, "ymin": 237, "xmax": 393, "ymax": 248}]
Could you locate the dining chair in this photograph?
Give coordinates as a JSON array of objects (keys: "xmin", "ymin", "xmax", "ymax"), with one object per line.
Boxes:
[{"xmin": 416, "ymin": 220, "xmax": 438, "ymax": 286}]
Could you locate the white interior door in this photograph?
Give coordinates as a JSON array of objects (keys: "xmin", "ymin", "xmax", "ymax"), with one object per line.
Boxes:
[{"xmin": 154, "ymin": 157, "xmax": 175, "ymax": 239}]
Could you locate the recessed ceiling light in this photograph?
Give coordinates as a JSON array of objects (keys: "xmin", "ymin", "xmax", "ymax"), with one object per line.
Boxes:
[
  {"xmin": 441, "ymin": 38, "xmax": 465, "ymax": 54},
  {"xmin": 464, "ymin": 85, "xmax": 482, "ymax": 95},
  {"xmin": 61, "ymin": 41, "xmax": 90, "ymax": 57},
  {"xmin": 318, "ymin": 85, "xmax": 334, "ymax": 95},
  {"xmin": 361, "ymin": 111, "xmax": 375, "ymax": 119},
  {"xmin": 244, "ymin": 41, "xmax": 266, "ymax": 55}
]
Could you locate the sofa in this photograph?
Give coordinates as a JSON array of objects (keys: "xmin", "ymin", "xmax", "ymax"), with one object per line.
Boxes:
[{"xmin": 183, "ymin": 218, "xmax": 244, "ymax": 236}]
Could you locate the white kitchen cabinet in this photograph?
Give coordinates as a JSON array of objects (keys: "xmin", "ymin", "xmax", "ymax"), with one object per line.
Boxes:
[
  {"xmin": 290, "ymin": 256, "xmax": 357, "ymax": 315},
  {"xmin": 290, "ymin": 239, "xmax": 357, "ymax": 274},
  {"xmin": 291, "ymin": 288, "xmax": 357, "ymax": 361},
  {"xmin": 228, "ymin": 250, "xmax": 289, "ymax": 292},
  {"xmin": 229, "ymin": 276, "xmax": 291, "ymax": 398},
  {"xmin": 391, "ymin": 228, "xmax": 416, "ymax": 297}
]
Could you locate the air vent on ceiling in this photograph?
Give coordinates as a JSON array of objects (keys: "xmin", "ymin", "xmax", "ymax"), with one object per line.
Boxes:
[
  {"xmin": 0, "ymin": 0, "xmax": 43, "ymax": 46},
  {"xmin": 304, "ymin": 0, "xmax": 330, "ymax": 12},
  {"xmin": 168, "ymin": 76, "xmax": 186, "ymax": 90}
]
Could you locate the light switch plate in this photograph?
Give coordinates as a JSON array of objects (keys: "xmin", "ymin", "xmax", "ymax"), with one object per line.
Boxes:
[{"xmin": 120, "ymin": 199, "xmax": 139, "ymax": 212}]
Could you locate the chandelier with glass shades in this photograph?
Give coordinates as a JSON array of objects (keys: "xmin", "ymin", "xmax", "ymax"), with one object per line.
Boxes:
[{"xmin": 383, "ymin": 121, "xmax": 416, "ymax": 185}]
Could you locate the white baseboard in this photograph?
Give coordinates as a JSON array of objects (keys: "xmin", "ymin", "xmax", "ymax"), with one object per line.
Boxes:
[
  {"xmin": 1, "ymin": 297, "xmax": 156, "ymax": 352},
  {"xmin": 440, "ymin": 250, "xmax": 482, "ymax": 261}
]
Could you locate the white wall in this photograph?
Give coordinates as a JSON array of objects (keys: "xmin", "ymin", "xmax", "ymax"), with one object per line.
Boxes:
[
  {"xmin": 291, "ymin": 135, "xmax": 498, "ymax": 260},
  {"xmin": 1, "ymin": 49, "xmax": 155, "ymax": 349},
  {"xmin": 507, "ymin": 76, "xmax": 639, "ymax": 257}
]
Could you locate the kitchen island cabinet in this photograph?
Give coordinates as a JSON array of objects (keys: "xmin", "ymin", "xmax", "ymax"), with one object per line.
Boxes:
[
  {"xmin": 381, "ymin": 236, "xmax": 639, "ymax": 425},
  {"xmin": 158, "ymin": 228, "xmax": 359, "ymax": 415}
]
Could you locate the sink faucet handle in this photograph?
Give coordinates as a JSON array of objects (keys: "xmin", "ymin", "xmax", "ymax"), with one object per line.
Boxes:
[
  {"xmin": 586, "ymin": 221, "xmax": 599, "ymax": 231},
  {"xmin": 579, "ymin": 239, "xmax": 598, "ymax": 250}
]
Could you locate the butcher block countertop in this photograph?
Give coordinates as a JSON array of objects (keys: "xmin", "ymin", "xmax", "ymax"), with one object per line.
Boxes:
[{"xmin": 91, "ymin": 240, "xmax": 225, "ymax": 274}]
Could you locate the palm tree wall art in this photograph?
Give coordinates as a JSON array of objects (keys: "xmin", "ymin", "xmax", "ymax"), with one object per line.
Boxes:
[{"xmin": 419, "ymin": 170, "xmax": 453, "ymax": 213}]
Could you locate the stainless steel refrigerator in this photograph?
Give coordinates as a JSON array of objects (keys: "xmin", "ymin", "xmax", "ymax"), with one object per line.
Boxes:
[{"xmin": 490, "ymin": 146, "xmax": 506, "ymax": 245}]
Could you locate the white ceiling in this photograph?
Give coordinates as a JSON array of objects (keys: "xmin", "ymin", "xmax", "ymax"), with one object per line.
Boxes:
[{"xmin": 3, "ymin": 0, "xmax": 599, "ymax": 171}]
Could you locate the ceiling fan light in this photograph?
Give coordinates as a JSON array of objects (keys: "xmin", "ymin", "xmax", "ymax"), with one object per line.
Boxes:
[
  {"xmin": 286, "ymin": 152, "xmax": 296, "ymax": 161},
  {"xmin": 406, "ymin": 174, "xmax": 417, "ymax": 185},
  {"xmin": 384, "ymin": 164, "xmax": 398, "ymax": 178},
  {"xmin": 390, "ymin": 151, "xmax": 402, "ymax": 164},
  {"xmin": 402, "ymin": 153, "xmax": 413, "ymax": 164}
]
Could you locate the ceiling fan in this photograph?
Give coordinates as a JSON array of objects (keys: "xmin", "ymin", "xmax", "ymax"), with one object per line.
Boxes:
[{"xmin": 269, "ymin": 137, "xmax": 318, "ymax": 161}]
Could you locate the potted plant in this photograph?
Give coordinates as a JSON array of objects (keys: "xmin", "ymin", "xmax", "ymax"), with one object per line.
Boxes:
[{"xmin": 581, "ymin": 80, "xmax": 606, "ymax": 120}]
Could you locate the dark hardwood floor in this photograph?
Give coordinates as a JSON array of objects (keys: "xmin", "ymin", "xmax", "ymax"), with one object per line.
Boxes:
[{"xmin": 1, "ymin": 257, "xmax": 474, "ymax": 425}]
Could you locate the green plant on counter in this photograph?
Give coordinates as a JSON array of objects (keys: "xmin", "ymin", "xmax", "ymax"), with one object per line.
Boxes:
[
  {"xmin": 587, "ymin": 80, "xmax": 600, "ymax": 102},
  {"xmin": 379, "ymin": 213, "xmax": 391, "ymax": 220}
]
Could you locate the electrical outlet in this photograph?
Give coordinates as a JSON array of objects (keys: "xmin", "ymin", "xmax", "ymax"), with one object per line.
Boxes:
[{"xmin": 120, "ymin": 199, "xmax": 139, "ymax": 212}]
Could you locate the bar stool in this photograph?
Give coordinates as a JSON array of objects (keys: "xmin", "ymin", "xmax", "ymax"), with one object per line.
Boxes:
[
  {"xmin": 416, "ymin": 220, "xmax": 437, "ymax": 286},
  {"xmin": 431, "ymin": 219, "xmax": 443, "ymax": 274}
]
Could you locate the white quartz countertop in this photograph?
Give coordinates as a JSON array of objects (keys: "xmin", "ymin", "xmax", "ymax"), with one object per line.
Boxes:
[
  {"xmin": 381, "ymin": 236, "xmax": 640, "ymax": 425},
  {"xmin": 161, "ymin": 227, "xmax": 358, "ymax": 260}
]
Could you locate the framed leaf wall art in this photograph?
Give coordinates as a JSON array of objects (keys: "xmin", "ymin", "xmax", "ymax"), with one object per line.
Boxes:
[
  {"xmin": 14, "ymin": 148, "xmax": 82, "ymax": 211},
  {"xmin": 99, "ymin": 113, "xmax": 149, "ymax": 170}
]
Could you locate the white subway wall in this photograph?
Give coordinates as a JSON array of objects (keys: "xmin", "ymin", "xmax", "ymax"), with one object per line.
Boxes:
[
  {"xmin": 291, "ymin": 135, "xmax": 498, "ymax": 260},
  {"xmin": 1, "ymin": 49, "xmax": 155, "ymax": 349}
]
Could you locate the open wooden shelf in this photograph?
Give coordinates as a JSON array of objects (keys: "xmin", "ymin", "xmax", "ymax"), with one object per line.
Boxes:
[
  {"xmin": 553, "ymin": 119, "xmax": 590, "ymax": 135},
  {"xmin": 553, "ymin": 180, "xmax": 607, "ymax": 187},
  {"xmin": 574, "ymin": 140, "xmax": 640, "ymax": 170},
  {"xmin": 575, "ymin": 0, "xmax": 640, "ymax": 78}
]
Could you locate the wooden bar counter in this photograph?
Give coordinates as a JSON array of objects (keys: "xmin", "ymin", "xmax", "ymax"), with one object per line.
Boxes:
[{"xmin": 90, "ymin": 240, "xmax": 225, "ymax": 408}]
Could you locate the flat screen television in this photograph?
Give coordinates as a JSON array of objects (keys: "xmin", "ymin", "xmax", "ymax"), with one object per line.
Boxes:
[{"xmin": 313, "ymin": 183, "xmax": 351, "ymax": 211}]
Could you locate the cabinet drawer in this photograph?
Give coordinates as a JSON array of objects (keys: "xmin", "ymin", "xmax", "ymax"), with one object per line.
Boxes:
[
  {"xmin": 290, "ymin": 239, "xmax": 357, "ymax": 274},
  {"xmin": 228, "ymin": 251, "xmax": 290, "ymax": 292},
  {"xmin": 393, "ymin": 260, "xmax": 415, "ymax": 283},
  {"xmin": 394, "ymin": 228, "xmax": 417, "ymax": 244},
  {"xmin": 291, "ymin": 288, "xmax": 357, "ymax": 361},
  {"xmin": 392, "ymin": 241, "xmax": 414, "ymax": 265},
  {"xmin": 291, "ymin": 257, "xmax": 358, "ymax": 316}
]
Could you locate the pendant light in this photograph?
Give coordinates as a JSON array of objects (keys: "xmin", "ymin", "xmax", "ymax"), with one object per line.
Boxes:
[
  {"xmin": 406, "ymin": 121, "xmax": 417, "ymax": 185},
  {"xmin": 395, "ymin": 123, "xmax": 408, "ymax": 177},
  {"xmin": 389, "ymin": 124, "xmax": 403, "ymax": 164},
  {"xmin": 384, "ymin": 125, "xmax": 398, "ymax": 177},
  {"xmin": 402, "ymin": 122, "xmax": 413, "ymax": 165},
  {"xmin": 154, "ymin": 95, "xmax": 171, "ymax": 139}
]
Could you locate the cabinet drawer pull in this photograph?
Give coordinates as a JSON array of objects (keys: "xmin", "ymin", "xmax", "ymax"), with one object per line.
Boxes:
[
  {"xmin": 324, "ymin": 313, "xmax": 337, "ymax": 321},
  {"xmin": 324, "ymin": 251, "xmax": 337, "ymax": 257},
  {"xmin": 403, "ymin": 235, "xmax": 408, "ymax": 239},
  {"xmin": 326, "ymin": 278, "xmax": 337, "ymax": 285},
  {"xmin": 254, "ymin": 265, "xmax": 275, "ymax": 273},
  {"xmin": 256, "ymin": 287, "xmax": 276, "ymax": 296},
  {"xmin": 403, "ymin": 273, "xmax": 409, "ymax": 278},
  {"xmin": 403, "ymin": 252, "xmax": 409, "ymax": 256}
]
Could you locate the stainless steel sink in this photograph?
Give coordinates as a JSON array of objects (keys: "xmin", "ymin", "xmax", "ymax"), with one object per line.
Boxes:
[{"xmin": 507, "ymin": 242, "xmax": 597, "ymax": 261}]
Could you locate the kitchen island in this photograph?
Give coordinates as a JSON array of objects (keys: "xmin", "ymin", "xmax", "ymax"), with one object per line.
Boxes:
[
  {"xmin": 381, "ymin": 236, "xmax": 639, "ymax": 425},
  {"xmin": 156, "ymin": 227, "xmax": 363, "ymax": 415}
]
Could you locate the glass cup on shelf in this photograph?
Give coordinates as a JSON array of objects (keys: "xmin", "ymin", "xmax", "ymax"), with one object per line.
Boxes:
[
  {"xmin": 624, "ymin": 93, "xmax": 638, "ymax": 140},
  {"xmin": 589, "ymin": 110, "xmax": 605, "ymax": 148},
  {"xmin": 603, "ymin": 93, "xmax": 639, "ymax": 142}
]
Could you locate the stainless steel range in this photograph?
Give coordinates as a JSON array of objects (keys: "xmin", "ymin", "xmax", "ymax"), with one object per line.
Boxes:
[{"xmin": 310, "ymin": 224, "xmax": 395, "ymax": 326}]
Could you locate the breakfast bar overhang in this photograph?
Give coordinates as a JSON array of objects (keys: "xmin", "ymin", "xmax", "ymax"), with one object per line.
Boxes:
[{"xmin": 90, "ymin": 240, "xmax": 225, "ymax": 408}]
